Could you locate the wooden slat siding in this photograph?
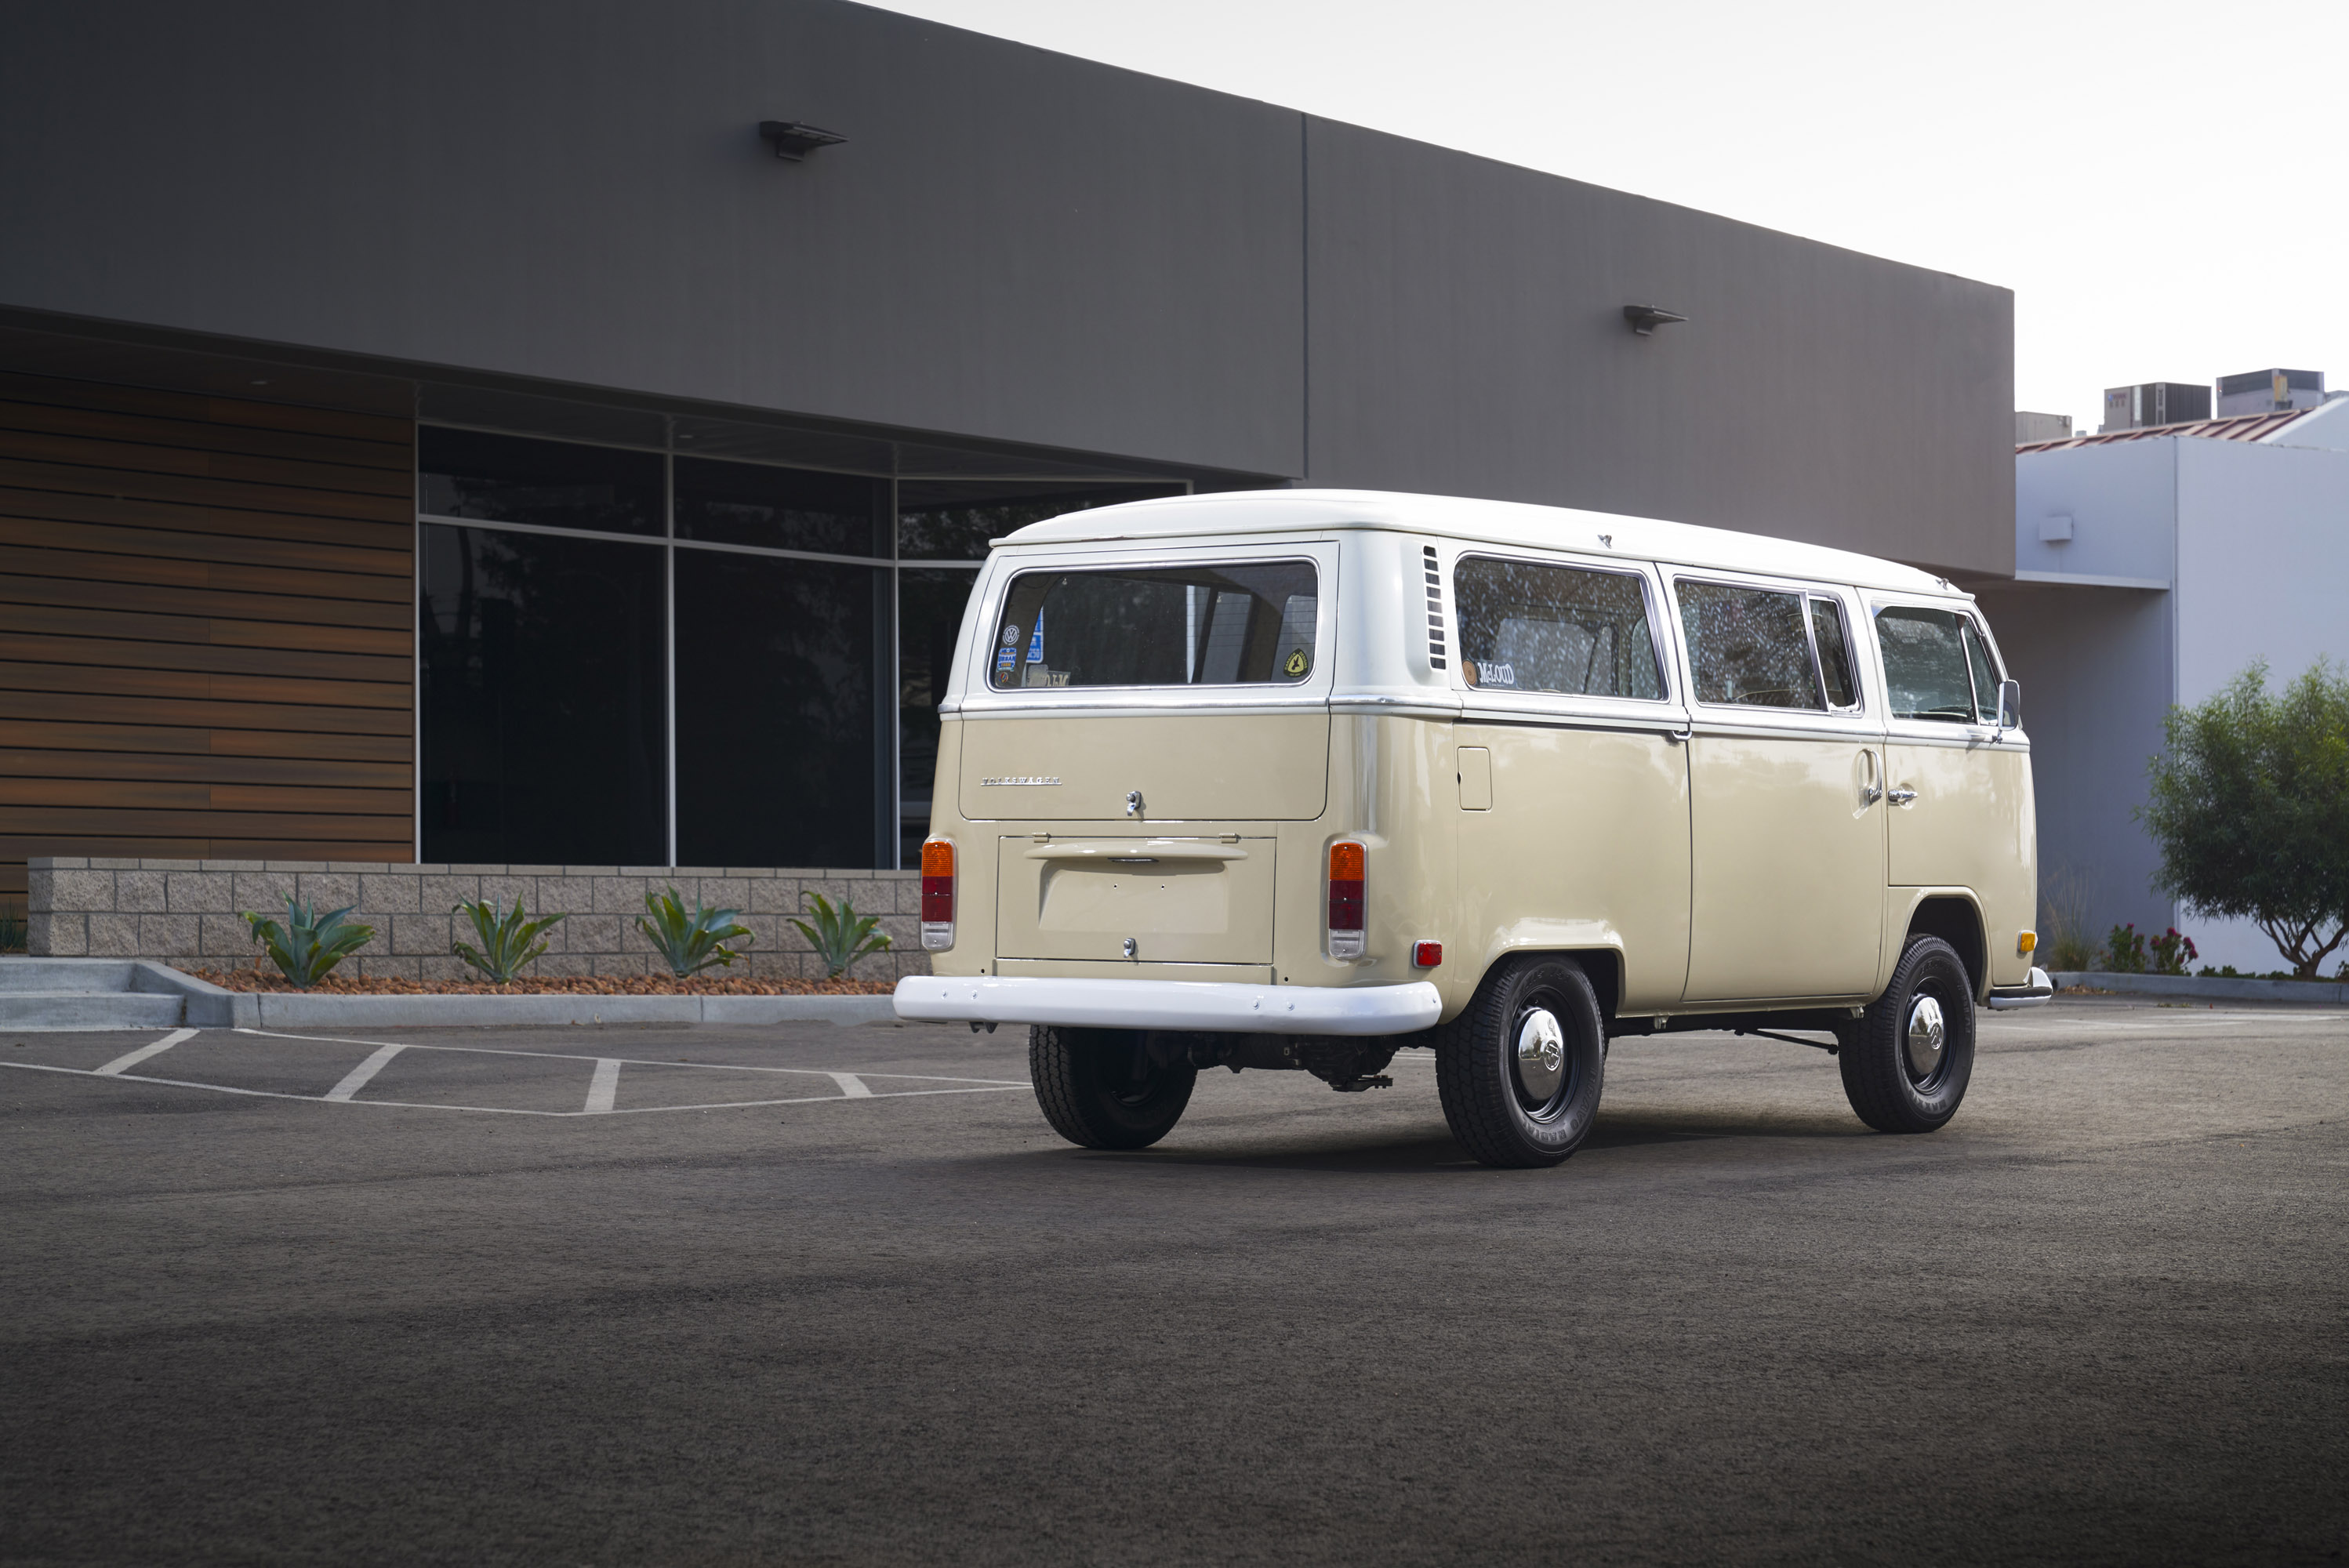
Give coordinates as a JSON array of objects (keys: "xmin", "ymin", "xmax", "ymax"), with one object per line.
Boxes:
[
  {"xmin": 0, "ymin": 514, "xmax": 411, "ymax": 578},
  {"xmin": 2, "ymin": 720, "xmax": 412, "ymax": 763},
  {"xmin": 1, "ymin": 747, "xmax": 409, "ymax": 790},
  {"xmin": 0, "ymin": 372, "xmax": 414, "ymax": 901},
  {"xmin": 0, "ymin": 633, "xmax": 409, "ymax": 685},
  {"xmin": 0, "ymin": 484, "xmax": 412, "ymax": 550}
]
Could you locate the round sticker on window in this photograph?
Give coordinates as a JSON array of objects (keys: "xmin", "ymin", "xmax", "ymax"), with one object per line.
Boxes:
[
  {"xmin": 1001, "ymin": 623, "xmax": 1021, "ymax": 646},
  {"xmin": 1284, "ymin": 648, "xmax": 1311, "ymax": 677}
]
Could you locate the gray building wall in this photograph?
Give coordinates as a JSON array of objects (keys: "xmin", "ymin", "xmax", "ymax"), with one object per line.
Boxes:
[{"xmin": 0, "ymin": 0, "xmax": 2013, "ymax": 574}]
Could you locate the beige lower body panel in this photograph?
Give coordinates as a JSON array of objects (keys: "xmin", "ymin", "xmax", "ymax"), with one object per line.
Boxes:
[{"xmin": 995, "ymin": 958, "xmax": 1276, "ymax": 985}]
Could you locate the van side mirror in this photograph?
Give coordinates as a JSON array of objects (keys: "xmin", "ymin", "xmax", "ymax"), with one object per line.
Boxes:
[{"xmin": 1997, "ymin": 678, "xmax": 2022, "ymax": 732}]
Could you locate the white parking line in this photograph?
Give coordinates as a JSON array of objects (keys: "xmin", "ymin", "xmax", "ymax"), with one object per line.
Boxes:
[
  {"xmin": 235, "ymin": 1028, "xmax": 1022, "ymax": 1084},
  {"xmin": 826, "ymin": 1072, "xmax": 874, "ymax": 1098},
  {"xmin": 94, "ymin": 1028, "xmax": 198, "ymax": 1076},
  {"xmin": 585, "ymin": 1058, "xmax": 622, "ymax": 1114},
  {"xmin": 325, "ymin": 1044, "xmax": 407, "ymax": 1102}
]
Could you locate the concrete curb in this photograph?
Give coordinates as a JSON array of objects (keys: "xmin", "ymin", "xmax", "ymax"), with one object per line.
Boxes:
[
  {"xmin": 238, "ymin": 992, "xmax": 900, "ymax": 1029},
  {"xmin": 2049, "ymin": 970, "xmax": 2349, "ymax": 1005},
  {"xmin": 0, "ymin": 957, "xmax": 904, "ymax": 1029}
]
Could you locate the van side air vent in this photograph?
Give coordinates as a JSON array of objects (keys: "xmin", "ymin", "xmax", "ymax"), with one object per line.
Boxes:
[{"xmin": 1422, "ymin": 545, "xmax": 1448, "ymax": 670}]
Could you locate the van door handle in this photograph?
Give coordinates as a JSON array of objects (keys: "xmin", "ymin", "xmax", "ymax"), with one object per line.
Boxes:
[
  {"xmin": 1887, "ymin": 786, "xmax": 1919, "ymax": 805},
  {"xmin": 1665, "ymin": 727, "xmax": 1692, "ymax": 745},
  {"xmin": 1859, "ymin": 749, "xmax": 1882, "ymax": 805}
]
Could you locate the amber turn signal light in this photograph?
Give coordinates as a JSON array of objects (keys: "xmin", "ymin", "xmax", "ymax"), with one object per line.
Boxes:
[{"xmin": 2018, "ymin": 930, "xmax": 2037, "ymax": 957}]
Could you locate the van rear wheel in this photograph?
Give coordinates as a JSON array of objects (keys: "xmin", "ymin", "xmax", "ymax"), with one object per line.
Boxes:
[
  {"xmin": 1029, "ymin": 1026, "xmax": 1196, "ymax": 1150},
  {"xmin": 1436, "ymin": 955, "xmax": 1607, "ymax": 1168},
  {"xmin": 1839, "ymin": 935, "xmax": 1975, "ymax": 1133}
]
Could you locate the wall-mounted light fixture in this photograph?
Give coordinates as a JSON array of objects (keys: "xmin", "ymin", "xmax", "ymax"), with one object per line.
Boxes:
[
  {"xmin": 1622, "ymin": 304, "xmax": 1688, "ymax": 336},
  {"xmin": 759, "ymin": 121, "xmax": 847, "ymax": 161}
]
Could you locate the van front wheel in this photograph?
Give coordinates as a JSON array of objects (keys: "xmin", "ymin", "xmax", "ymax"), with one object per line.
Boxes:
[
  {"xmin": 1029, "ymin": 1026, "xmax": 1196, "ymax": 1150},
  {"xmin": 1436, "ymin": 956, "xmax": 1607, "ymax": 1168},
  {"xmin": 1839, "ymin": 935, "xmax": 1975, "ymax": 1133}
]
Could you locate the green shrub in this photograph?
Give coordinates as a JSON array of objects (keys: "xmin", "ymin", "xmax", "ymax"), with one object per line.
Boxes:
[
  {"xmin": 790, "ymin": 891, "xmax": 892, "ymax": 979},
  {"xmin": 2147, "ymin": 927, "xmax": 2197, "ymax": 976},
  {"xmin": 637, "ymin": 886, "xmax": 753, "ymax": 978},
  {"xmin": 451, "ymin": 896, "xmax": 566, "ymax": 985},
  {"xmin": 2103, "ymin": 924, "xmax": 2147, "ymax": 974},
  {"xmin": 244, "ymin": 897, "xmax": 374, "ymax": 989},
  {"xmin": 2140, "ymin": 660, "xmax": 2349, "ymax": 978}
]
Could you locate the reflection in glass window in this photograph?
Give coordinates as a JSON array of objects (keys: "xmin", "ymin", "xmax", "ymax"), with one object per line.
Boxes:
[
  {"xmin": 675, "ymin": 552, "xmax": 885, "ymax": 869},
  {"xmin": 418, "ymin": 524, "xmax": 666, "ymax": 863},
  {"xmin": 674, "ymin": 458, "xmax": 887, "ymax": 557},
  {"xmin": 419, "ymin": 427, "xmax": 663, "ymax": 536},
  {"xmin": 1678, "ymin": 581, "xmax": 1824, "ymax": 710},
  {"xmin": 1454, "ymin": 557, "xmax": 1663, "ymax": 699},
  {"xmin": 899, "ymin": 568, "xmax": 981, "ymax": 866},
  {"xmin": 1877, "ymin": 607, "xmax": 1983, "ymax": 721},
  {"xmin": 897, "ymin": 481, "xmax": 1188, "ymax": 561},
  {"xmin": 990, "ymin": 562, "xmax": 1317, "ymax": 689},
  {"xmin": 1810, "ymin": 596, "xmax": 1859, "ymax": 709}
]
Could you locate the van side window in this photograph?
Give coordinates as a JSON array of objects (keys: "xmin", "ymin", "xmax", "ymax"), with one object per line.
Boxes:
[
  {"xmin": 1961, "ymin": 619, "xmax": 2001, "ymax": 719},
  {"xmin": 1677, "ymin": 581, "xmax": 1824, "ymax": 710},
  {"xmin": 1876, "ymin": 606, "xmax": 1983, "ymax": 721},
  {"xmin": 990, "ymin": 561, "xmax": 1317, "ymax": 688},
  {"xmin": 1810, "ymin": 595, "xmax": 1859, "ymax": 710},
  {"xmin": 1453, "ymin": 557, "xmax": 1664, "ymax": 699}
]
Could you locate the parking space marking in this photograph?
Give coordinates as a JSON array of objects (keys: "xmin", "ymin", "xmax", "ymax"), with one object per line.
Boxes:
[
  {"xmin": 0, "ymin": 1027, "xmax": 1028, "ymax": 1118},
  {"xmin": 93, "ymin": 1029, "xmax": 198, "ymax": 1077},
  {"xmin": 585, "ymin": 1058, "xmax": 622, "ymax": 1114},
  {"xmin": 325, "ymin": 1044, "xmax": 407, "ymax": 1102}
]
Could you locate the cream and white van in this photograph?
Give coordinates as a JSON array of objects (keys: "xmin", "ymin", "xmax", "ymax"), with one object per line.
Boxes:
[{"xmin": 894, "ymin": 490, "xmax": 2053, "ymax": 1167}]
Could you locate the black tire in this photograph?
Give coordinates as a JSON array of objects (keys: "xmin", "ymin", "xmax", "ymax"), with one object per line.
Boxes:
[
  {"xmin": 1029, "ymin": 1026, "xmax": 1196, "ymax": 1150},
  {"xmin": 1839, "ymin": 934, "xmax": 1976, "ymax": 1134},
  {"xmin": 1435, "ymin": 955, "xmax": 1607, "ymax": 1168}
]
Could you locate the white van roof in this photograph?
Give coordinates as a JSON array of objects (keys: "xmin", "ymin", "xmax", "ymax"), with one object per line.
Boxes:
[{"xmin": 1000, "ymin": 488, "xmax": 1957, "ymax": 597}]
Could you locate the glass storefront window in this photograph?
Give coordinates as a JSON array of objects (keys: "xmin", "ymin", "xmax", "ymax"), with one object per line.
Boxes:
[
  {"xmin": 418, "ymin": 524, "xmax": 667, "ymax": 864},
  {"xmin": 675, "ymin": 457, "xmax": 888, "ymax": 557},
  {"xmin": 419, "ymin": 427, "xmax": 663, "ymax": 537},
  {"xmin": 896, "ymin": 481, "xmax": 1184, "ymax": 561},
  {"xmin": 898, "ymin": 568, "xmax": 982, "ymax": 865},
  {"xmin": 674, "ymin": 551, "xmax": 888, "ymax": 869}
]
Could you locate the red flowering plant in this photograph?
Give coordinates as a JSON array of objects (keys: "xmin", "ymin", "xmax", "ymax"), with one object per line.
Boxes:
[{"xmin": 2148, "ymin": 927, "xmax": 2198, "ymax": 976}]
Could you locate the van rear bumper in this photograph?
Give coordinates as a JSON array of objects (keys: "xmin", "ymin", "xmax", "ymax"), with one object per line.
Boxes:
[{"xmin": 893, "ymin": 975, "xmax": 1444, "ymax": 1035}]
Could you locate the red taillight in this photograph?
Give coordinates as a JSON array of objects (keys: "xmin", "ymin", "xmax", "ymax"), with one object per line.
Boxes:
[
  {"xmin": 1327, "ymin": 840, "xmax": 1365, "ymax": 958},
  {"xmin": 920, "ymin": 837, "xmax": 955, "ymax": 951},
  {"xmin": 1413, "ymin": 940, "xmax": 1443, "ymax": 968}
]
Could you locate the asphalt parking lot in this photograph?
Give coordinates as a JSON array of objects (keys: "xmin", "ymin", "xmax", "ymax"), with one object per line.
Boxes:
[{"xmin": 2, "ymin": 999, "xmax": 2344, "ymax": 1566}]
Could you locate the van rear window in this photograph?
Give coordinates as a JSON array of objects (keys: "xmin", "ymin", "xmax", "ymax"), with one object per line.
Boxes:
[{"xmin": 989, "ymin": 561, "xmax": 1318, "ymax": 689}]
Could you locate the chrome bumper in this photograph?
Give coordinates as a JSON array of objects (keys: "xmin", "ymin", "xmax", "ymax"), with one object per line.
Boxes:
[
  {"xmin": 1985, "ymin": 967, "xmax": 2055, "ymax": 1011},
  {"xmin": 892, "ymin": 975, "xmax": 1444, "ymax": 1036}
]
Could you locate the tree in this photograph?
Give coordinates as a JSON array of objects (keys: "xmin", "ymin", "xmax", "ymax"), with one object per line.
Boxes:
[{"xmin": 2138, "ymin": 660, "xmax": 2349, "ymax": 978}]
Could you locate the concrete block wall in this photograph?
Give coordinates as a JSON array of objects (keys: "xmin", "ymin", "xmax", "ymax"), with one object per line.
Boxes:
[{"xmin": 26, "ymin": 859, "xmax": 928, "ymax": 983}]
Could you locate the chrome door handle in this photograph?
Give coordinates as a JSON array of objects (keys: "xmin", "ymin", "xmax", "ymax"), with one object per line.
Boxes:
[
  {"xmin": 1859, "ymin": 749, "xmax": 1882, "ymax": 804},
  {"xmin": 1665, "ymin": 728, "xmax": 1692, "ymax": 745},
  {"xmin": 1861, "ymin": 782, "xmax": 1883, "ymax": 805},
  {"xmin": 1887, "ymin": 787, "xmax": 1919, "ymax": 805}
]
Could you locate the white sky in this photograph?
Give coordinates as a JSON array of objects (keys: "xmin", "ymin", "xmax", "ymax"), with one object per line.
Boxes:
[{"xmin": 881, "ymin": 0, "xmax": 2347, "ymax": 430}]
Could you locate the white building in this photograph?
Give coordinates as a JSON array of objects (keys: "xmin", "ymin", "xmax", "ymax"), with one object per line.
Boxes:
[{"xmin": 1980, "ymin": 397, "xmax": 2349, "ymax": 971}]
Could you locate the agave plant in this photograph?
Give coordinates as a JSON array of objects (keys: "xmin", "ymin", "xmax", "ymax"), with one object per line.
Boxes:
[
  {"xmin": 450, "ymin": 896, "xmax": 566, "ymax": 985},
  {"xmin": 243, "ymin": 896, "xmax": 375, "ymax": 989},
  {"xmin": 790, "ymin": 891, "xmax": 892, "ymax": 979},
  {"xmin": 637, "ymin": 886, "xmax": 753, "ymax": 978}
]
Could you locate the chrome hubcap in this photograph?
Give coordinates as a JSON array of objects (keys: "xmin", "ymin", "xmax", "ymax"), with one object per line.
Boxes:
[
  {"xmin": 1905, "ymin": 994, "xmax": 1947, "ymax": 1080},
  {"xmin": 1516, "ymin": 1007, "xmax": 1566, "ymax": 1103}
]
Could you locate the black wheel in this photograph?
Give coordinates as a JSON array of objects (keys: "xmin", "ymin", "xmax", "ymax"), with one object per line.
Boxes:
[
  {"xmin": 1435, "ymin": 955, "xmax": 1607, "ymax": 1169},
  {"xmin": 1029, "ymin": 1026, "xmax": 1196, "ymax": 1150},
  {"xmin": 1839, "ymin": 934, "xmax": 1975, "ymax": 1134}
]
